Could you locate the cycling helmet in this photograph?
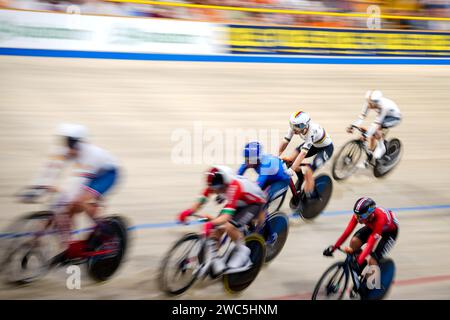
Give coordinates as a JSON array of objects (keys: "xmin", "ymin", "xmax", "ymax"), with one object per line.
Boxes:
[
  {"xmin": 243, "ymin": 141, "xmax": 263, "ymax": 162},
  {"xmin": 57, "ymin": 123, "xmax": 88, "ymax": 149},
  {"xmin": 205, "ymin": 165, "xmax": 234, "ymax": 189},
  {"xmin": 353, "ymin": 197, "xmax": 376, "ymax": 221},
  {"xmin": 290, "ymin": 111, "xmax": 311, "ymax": 132},
  {"xmin": 365, "ymin": 90, "xmax": 383, "ymax": 103}
]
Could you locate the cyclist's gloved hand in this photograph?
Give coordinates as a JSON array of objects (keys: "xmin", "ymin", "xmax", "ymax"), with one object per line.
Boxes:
[
  {"xmin": 202, "ymin": 221, "xmax": 214, "ymax": 236},
  {"xmin": 177, "ymin": 209, "xmax": 194, "ymax": 224},
  {"xmin": 215, "ymin": 194, "xmax": 226, "ymax": 204},
  {"xmin": 323, "ymin": 245, "xmax": 335, "ymax": 257}
]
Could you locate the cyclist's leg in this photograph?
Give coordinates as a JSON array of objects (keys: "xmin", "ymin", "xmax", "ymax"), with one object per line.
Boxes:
[
  {"xmin": 297, "ymin": 146, "xmax": 317, "ymax": 193},
  {"xmin": 266, "ymin": 179, "xmax": 290, "ymax": 203},
  {"xmin": 375, "ymin": 117, "xmax": 401, "ymax": 159},
  {"xmin": 305, "ymin": 144, "xmax": 334, "ymax": 194},
  {"xmin": 225, "ymin": 204, "xmax": 262, "ymax": 269},
  {"xmin": 72, "ymin": 168, "xmax": 119, "ymax": 221},
  {"xmin": 351, "ymin": 226, "xmax": 372, "ymax": 254},
  {"xmin": 369, "ymin": 228, "xmax": 398, "ymax": 266}
]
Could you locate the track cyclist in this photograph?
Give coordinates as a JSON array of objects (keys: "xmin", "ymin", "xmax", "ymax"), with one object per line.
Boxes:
[
  {"xmin": 237, "ymin": 142, "xmax": 291, "ymax": 203},
  {"xmin": 177, "ymin": 165, "xmax": 267, "ymax": 276},
  {"xmin": 323, "ymin": 197, "xmax": 399, "ymax": 274},
  {"xmin": 278, "ymin": 111, "xmax": 334, "ymax": 196},
  {"xmin": 20, "ymin": 123, "xmax": 120, "ymax": 259},
  {"xmin": 347, "ymin": 90, "xmax": 402, "ymax": 164}
]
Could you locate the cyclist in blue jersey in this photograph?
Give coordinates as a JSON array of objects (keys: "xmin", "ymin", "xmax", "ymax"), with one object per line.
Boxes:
[{"xmin": 237, "ymin": 142, "xmax": 291, "ymax": 203}]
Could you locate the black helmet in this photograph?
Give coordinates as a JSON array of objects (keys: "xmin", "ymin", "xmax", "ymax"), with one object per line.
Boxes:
[{"xmin": 353, "ymin": 197, "xmax": 376, "ymax": 220}]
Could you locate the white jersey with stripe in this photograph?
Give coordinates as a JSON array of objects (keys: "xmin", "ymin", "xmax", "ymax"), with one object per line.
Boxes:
[
  {"xmin": 285, "ymin": 121, "xmax": 332, "ymax": 150},
  {"xmin": 34, "ymin": 142, "xmax": 117, "ymax": 201},
  {"xmin": 355, "ymin": 97, "xmax": 402, "ymax": 126}
]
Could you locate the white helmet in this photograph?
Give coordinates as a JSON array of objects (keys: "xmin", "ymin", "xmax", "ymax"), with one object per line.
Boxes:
[
  {"xmin": 366, "ymin": 90, "xmax": 383, "ymax": 103},
  {"xmin": 289, "ymin": 111, "xmax": 311, "ymax": 132},
  {"xmin": 57, "ymin": 123, "xmax": 88, "ymax": 140},
  {"xmin": 205, "ymin": 165, "xmax": 234, "ymax": 188}
]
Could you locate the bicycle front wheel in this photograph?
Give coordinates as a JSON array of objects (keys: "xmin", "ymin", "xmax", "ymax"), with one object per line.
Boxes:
[
  {"xmin": 312, "ymin": 261, "xmax": 348, "ymax": 300},
  {"xmin": 158, "ymin": 233, "xmax": 204, "ymax": 296},
  {"xmin": 332, "ymin": 140, "xmax": 364, "ymax": 181},
  {"xmin": 0, "ymin": 211, "xmax": 56, "ymax": 285}
]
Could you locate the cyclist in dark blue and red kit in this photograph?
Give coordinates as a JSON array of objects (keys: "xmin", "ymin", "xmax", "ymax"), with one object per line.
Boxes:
[{"xmin": 237, "ymin": 142, "xmax": 291, "ymax": 203}]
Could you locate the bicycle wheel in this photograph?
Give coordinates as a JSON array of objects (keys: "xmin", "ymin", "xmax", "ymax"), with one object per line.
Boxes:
[
  {"xmin": 261, "ymin": 212, "xmax": 289, "ymax": 263},
  {"xmin": 332, "ymin": 140, "xmax": 364, "ymax": 181},
  {"xmin": 0, "ymin": 211, "xmax": 57, "ymax": 285},
  {"xmin": 361, "ymin": 258, "xmax": 396, "ymax": 300},
  {"xmin": 374, "ymin": 139, "xmax": 402, "ymax": 178},
  {"xmin": 311, "ymin": 261, "xmax": 348, "ymax": 300},
  {"xmin": 87, "ymin": 216, "xmax": 128, "ymax": 282},
  {"xmin": 158, "ymin": 233, "xmax": 204, "ymax": 296},
  {"xmin": 223, "ymin": 234, "xmax": 266, "ymax": 294},
  {"xmin": 301, "ymin": 174, "xmax": 333, "ymax": 220}
]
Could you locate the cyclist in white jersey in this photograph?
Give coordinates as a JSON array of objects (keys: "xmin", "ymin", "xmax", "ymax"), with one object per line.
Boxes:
[
  {"xmin": 278, "ymin": 111, "xmax": 334, "ymax": 195},
  {"xmin": 348, "ymin": 90, "xmax": 402, "ymax": 162},
  {"xmin": 21, "ymin": 123, "xmax": 120, "ymax": 249}
]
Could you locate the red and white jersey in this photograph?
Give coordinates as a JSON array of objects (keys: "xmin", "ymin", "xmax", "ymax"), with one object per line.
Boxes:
[{"xmin": 201, "ymin": 176, "xmax": 267, "ymax": 215}]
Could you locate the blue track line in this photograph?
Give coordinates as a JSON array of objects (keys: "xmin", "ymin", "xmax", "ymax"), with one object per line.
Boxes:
[
  {"xmin": 2, "ymin": 48, "xmax": 450, "ymax": 65},
  {"xmin": 0, "ymin": 203, "xmax": 449, "ymax": 239}
]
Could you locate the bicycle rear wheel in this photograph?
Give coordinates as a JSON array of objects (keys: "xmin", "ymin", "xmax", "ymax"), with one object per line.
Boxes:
[
  {"xmin": 301, "ymin": 174, "xmax": 333, "ymax": 220},
  {"xmin": 332, "ymin": 140, "xmax": 364, "ymax": 181},
  {"xmin": 312, "ymin": 261, "xmax": 348, "ymax": 300},
  {"xmin": 374, "ymin": 139, "xmax": 402, "ymax": 178},
  {"xmin": 158, "ymin": 233, "xmax": 204, "ymax": 296},
  {"xmin": 223, "ymin": 234, "xmax": 266, "ymax": 294},
  {"xmin": 86, "ymin": 216, "xmax": 128, "ymax": 282},
  {"xmin": 361, "ymin": 258, "xmax": 396, "ymax": 300}
]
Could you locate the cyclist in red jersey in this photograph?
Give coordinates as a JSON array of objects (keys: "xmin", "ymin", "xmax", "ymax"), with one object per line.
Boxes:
[
  {"xmin": 323, "ymin": 197, "xmax": 399, "ymax": 271},
  {"xmin": 177, "ymin": 165, "xmax": 267, "ymax": 275}
]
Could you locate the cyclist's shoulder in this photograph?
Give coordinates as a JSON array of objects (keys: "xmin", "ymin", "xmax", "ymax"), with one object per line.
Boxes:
[{"xmin": 380, "ymin": 97, "xmax": 398, "ymax": 107}]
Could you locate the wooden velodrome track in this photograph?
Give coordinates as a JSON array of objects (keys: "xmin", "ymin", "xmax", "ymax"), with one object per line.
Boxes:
[{"xmin": 0, "ymin": 56, "xmax": 449, "ymax": 299}]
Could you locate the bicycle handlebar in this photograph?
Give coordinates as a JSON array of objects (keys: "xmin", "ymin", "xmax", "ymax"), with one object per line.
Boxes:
[
  {"xmin": 191, "ymin": 213, "xmax": 212, "ymax": 223},
  {"xmin": 350, "ymin": 125, "xmax": 367, "ymax": 134}
]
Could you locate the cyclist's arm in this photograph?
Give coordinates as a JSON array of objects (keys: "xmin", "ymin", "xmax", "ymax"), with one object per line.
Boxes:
[
  {"xmin": 279, "ymin": 128, "xmax": 293, "ymax": 156},
  {"xmin": 256, "ymin": 173, "xmax": 269, "ymax": 190},
  {"xmin": 353, "ymin": 103, "xmax": 369, "ymax": 127},
  {"xmin": 237, "ymin": 163, "xmax": 248, "ymax": 176},
  {"xmin": 33, "ymin": 151, "xmax": 68, "ymax": 187},
  {"xmin": 366, "ymin": 106, "xmax": 387, "ymax": 138},
  {"xmin": 189, "ymin": 188, "xmax": 211, "ymax": 213},
  {"xmin": 334, "ymin": 215, "xmax": 358, "ymax": 249},
  {"xmin": 291, "ymin": 136, "xmax": 312, "ymax": 172},
  {"xmin": 357, "ymin": 218, "xmax": 385, "ymax": 265}
]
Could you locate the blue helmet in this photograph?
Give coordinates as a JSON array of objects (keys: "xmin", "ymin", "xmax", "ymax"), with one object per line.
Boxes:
[{"xmin": 243, "ymin": 142, "xmax": 263, "ymax": 162}]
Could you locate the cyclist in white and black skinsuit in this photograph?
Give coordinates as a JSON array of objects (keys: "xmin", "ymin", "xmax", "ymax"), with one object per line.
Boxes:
[
  {"xmin": 348, "ymin": 90, "xmax": 402, "ymax": 163},
  {"xmin": 279, "ymin": 111, "xmax": 334, "ymax": 196}
]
